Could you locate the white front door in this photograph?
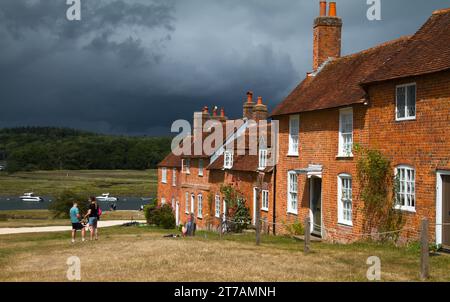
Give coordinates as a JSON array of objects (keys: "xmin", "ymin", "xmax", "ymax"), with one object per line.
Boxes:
[
  {"xmin": 253, "ymin": 187, "xmax": 258, "ymax": 225},
  {"xmin": 175, "ymin": 202, "xmax": 180, "ymax": 226}
]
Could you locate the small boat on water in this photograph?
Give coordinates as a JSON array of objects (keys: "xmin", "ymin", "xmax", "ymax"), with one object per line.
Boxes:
[
  {"xmin": 96, "ymin": 193, "xmax": 118, "ymax": 202},
  {"xmin": 20, "ymin": 192, "xmax": 44, "ymax": 202}
]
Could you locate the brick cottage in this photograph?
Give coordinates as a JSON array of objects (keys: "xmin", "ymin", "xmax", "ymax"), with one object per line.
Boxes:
[
  {"xmin": 158, "ymin": 2, "xmax": 450, "ymax": 247},
  {"xmin": 271, "ymin": 2, "xmax": 450, "ymax": 245},
  {"xmin": 157, "ymin": 93, "xmax": 277, "ymax": 232}
]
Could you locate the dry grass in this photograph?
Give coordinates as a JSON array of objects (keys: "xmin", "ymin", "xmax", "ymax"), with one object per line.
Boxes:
[{"xmin": 0, "ymin": 227, "xmax": 449, "ymax": 282}]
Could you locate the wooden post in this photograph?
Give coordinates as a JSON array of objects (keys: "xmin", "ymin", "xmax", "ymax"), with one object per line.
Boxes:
[
  {"xmin": 420, "ymin": 218, "xmax": 429, "ymax": 280},
  {"xmin": 304, "ymin": 216, "xmax": 311, "ymax": 254}
]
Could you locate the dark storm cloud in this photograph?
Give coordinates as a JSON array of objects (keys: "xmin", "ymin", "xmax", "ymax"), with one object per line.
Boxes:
[{"xmin": 0, "ymin": 0, "xmax": 448, "ymax": 135}]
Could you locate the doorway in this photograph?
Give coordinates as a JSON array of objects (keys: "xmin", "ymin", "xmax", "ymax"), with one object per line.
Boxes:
[
  {"xmin": 310, "ymin": 177, "xmax": 322, "ymax": 237},
  {"xmin": 175, "ymin": 201, "xmax": 180, "ymax": 226},
  {"xmin": 442, "ymin": 175, "xmax": 450, "ymax": 249}
]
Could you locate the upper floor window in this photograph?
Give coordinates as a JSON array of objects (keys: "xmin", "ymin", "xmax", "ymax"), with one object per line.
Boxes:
[
  {"xmin": 161, "ymin": 168, "xmax": 167, "ymax": 183},
  {"xmin": 338, "ymin": 174, "xmax": 353, "ymax": 226},
  {"xmin": 261, "ymin": 190, "xmax": 269, "ymax": 211},
  {"xmin": 396, "ymin": 83, "xmax": 416, "ymax": 121},
  {"xmin": 172, "ymin": 168, "xmax": 177, "ymax": 186},
  {"xmin": 258, "ymin": 149, "xmax": 267, "ymax": 170},
  {"xmin": 161, "ymin": 197, "xmax": 166, "ymax": 205},
  {"xmin": 395, "ymin": 166, "xmax": 416, "ymax": 212},
  {"xmin": 215, "ymin": 194, "xmax": 221, "ymax": 218},
  {"xmin": 198, "ymin": 159, "xmax": 204, "ymax": 176},
  {"xmin": 288, "ymin": 115, "xmax": 299, "ymax": 156},
  {"xmin": 224, "ymin": 150, "xmax": 233, "ymax": 169},
  {"xmin": 287, "ymin": 171, "xmax": 298, "ymax": 214},
  {"xmin": 338, "ymin": 108, "xmax": 353, "ymax": 157},
  {"xmin": 182, "ymin": 159, "xmax": 190, "ymax": 174}
]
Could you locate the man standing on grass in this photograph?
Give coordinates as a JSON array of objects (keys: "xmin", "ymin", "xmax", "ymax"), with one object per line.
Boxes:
[{"xmin": 70, "ymin": 202, "xmax": 85, "ymax": 243}]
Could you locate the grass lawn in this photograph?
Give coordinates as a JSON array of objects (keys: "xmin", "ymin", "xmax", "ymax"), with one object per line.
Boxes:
[
  {"xmin": 0, "ymin": 169, "xmax": 156, "ymax": 197},
  {"xmin": 0, "ymin": 226, "xmax": 449, "ymax": 282},
  {"xmin": 0, "ymin": 210, "xmax": 145, "ymax": 228}
]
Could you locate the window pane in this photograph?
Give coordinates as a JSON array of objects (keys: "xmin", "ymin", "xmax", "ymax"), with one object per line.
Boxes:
[
  {"xmin": 407, "ymin": 85, "xmax": 416, "ymax": 117},
  {"xmin": 397, "ymin": 87, "xmax": 406, "ymax": 118}
]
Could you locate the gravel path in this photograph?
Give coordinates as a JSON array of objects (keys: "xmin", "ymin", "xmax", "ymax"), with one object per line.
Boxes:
[{"xmin": 0, "ymin": 220, "xmax": 146, "ymax": 235}]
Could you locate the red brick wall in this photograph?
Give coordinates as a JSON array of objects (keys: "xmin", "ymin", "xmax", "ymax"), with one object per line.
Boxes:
[
  {"xmin": 366, "ymin": 70, "xmax": 450, "ymax": 242},
  {"xmin": 274, "ymin": 104, "xmax": 368, "ymax": 242}
]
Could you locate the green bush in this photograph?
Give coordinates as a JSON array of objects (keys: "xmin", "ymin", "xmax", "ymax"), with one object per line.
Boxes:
[
  {"xmin": 144, "ymin": 203, "xmax": 176, "ymax": 229},
  {"xmin": 229, "ymin": 200, "xmax": 251, "ymax": 233},
  {"xmin": 287, "ymin": 220, "xmax": 304, "ymax": 236},
  {"xmin": 48, "ymin": 189, "xmax": 89, "ymax": 219}
]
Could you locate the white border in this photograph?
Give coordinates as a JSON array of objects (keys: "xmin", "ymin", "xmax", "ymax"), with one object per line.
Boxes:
[{"xmin": 436, "ymin": 170, "xmax": 450, "ymax": 245}]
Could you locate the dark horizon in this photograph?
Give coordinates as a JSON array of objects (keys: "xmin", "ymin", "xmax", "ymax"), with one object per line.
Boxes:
[{"xmin": 0, "ymin": 0, "xmax": 448, "ymax": 136}]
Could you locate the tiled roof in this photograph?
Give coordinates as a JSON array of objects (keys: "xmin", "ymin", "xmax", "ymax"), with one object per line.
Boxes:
[
  {"xmin": 157, "ymin": 152, "xmax": 181, "ymax": 168},
  {"xmin": 271, "ymin": 37, "xmax": 409, "ymax": 116},
  {"xmin": 362, "ymin": 9, "xmax": 450, "ymax": 84}
]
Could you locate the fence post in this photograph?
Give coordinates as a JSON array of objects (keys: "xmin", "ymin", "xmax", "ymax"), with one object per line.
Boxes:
[
  {"xmin": 420, "ymin": 218, "xmax": 429, "ymax": 280},
  {"xmin": 304, "ymin": 216, "xmax": 311, "ymax": 254}
]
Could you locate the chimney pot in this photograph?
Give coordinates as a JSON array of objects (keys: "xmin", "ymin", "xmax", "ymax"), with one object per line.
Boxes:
[
  {"xmin": 202, "ymin": 106, "xmax": 209, "ymax": 114},
  {"xmin": 220, "ymin": 108, "xmax": 225, "ymax": 117},
  {"xmin": 257, "ymin": 96, "xmax": 263, "ymax": 105},
  {"xmin": 247, "ymin": 91, "xmax": 254, "ymax": 103},
  {"xmin": 213, "ymin": 107, "xmax": 218, "ymax": 117},
  {"xmin": 329, "ymin": 2, "xmax": 337, "ymax": 17},
  {"xmin": 319, "ymin": 1, "xmax": 327, "ymax": 16}
]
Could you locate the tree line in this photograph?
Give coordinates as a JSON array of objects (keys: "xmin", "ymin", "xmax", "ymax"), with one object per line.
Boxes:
[{"xmin": 0, "ymin": 127, "xmax": 172, "ymax": 172}]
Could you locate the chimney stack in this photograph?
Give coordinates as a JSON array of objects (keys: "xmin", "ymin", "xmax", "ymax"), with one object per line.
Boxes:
[
  {"xmin": 243, "ymin": 91, "xmax": 255, "ymax": 119},
  {"xmin": 253, "ymin": 96, "xmax": 268, "ymax": 121},
  {"xmin": 312, "ymin": 1, "xmax": 342, "ymax": 71}
]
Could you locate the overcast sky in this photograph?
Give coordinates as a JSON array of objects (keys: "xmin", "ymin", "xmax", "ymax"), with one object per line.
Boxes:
[{"xmin": 0, "ymin": 0, "xmax": 448, "ymax": 136}]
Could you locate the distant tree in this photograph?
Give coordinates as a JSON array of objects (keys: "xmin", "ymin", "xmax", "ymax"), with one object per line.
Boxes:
[{"xmin": 49, "ymin": 189, "xmax": 89, "ymax": 219}]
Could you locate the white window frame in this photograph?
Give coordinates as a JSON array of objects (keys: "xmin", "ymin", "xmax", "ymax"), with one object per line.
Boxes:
[
  {"xmin": 261, "ymin": 190, "xmax": 269, "ymax": 211},
  {"xmin": 161, "ymin": 197, "xmax": 166, "ymax": 205},
  {"xmin": 395, "ymin": 166, "xmax": 416, "ymax": 212},
  {"xmin": 287, "ymin": 171, "xmax": 298, "ymax": 214},
  {"xmin": 161, "ymin": 167, "xmax": 167, "ymax": 184},
  {"xmin": 198, "ymin": 159, "xmax": 204, "ymax": 176},
  {"xmin": 258, "ymin": 148, "xmax": 267, "ymax": 170},
  {"xmin": 288, "ymin": 115, "xmax": 299, "ymax": 156},
  {"xmin": 337, "ymin": 174, "xmax": 353, "ymax": 226},
  {"xmin": 338, "ymin": 107, "xmax": 353, "ymax": 157},
  {"xmin": 185, "ymin": 192, "xmax": 189, "ymax": 214},
  {"xmin": 224, "ymin": 150, "xmax": 233, "ymax": 169},
  {"xmin": 190, "ymin": 193, "xmax": 195, "ymax": 214},
  {"xmin": 197, "ymin": 194, "xmax": 203, "ymax": 218},
  {"xmin": 182, "ymin": 159, "xmax": 190, "ymax": 174},
  {"xmin": 215, "ymin": 194, "xmax": 221, "ymax": 218},
  {"xmin": 172, "ymin": 168, "xmax": 177, "ymax": 186},
  {"xmin": 395, "ymin": 83, "xmax": 416, "ymax": 121}
]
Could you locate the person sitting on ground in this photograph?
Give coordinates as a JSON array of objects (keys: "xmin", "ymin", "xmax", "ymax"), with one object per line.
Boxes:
[{"xmin": 69, "ymin": 201, "xmax": 85, "ymax": 243}]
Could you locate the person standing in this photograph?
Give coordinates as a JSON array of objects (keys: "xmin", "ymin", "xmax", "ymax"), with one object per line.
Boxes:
[
  {"xmin": 70, "ymin": 202, "xmax": 85, "ymax": 243},
  {"xmin": 85, "ymin": 197, "xmax": 99, "ymax": 241}
]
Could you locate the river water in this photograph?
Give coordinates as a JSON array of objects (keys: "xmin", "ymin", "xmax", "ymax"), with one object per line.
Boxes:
[{"xmin": 0, "ymin": 196, "xmax": 155, "ymax": 211}]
